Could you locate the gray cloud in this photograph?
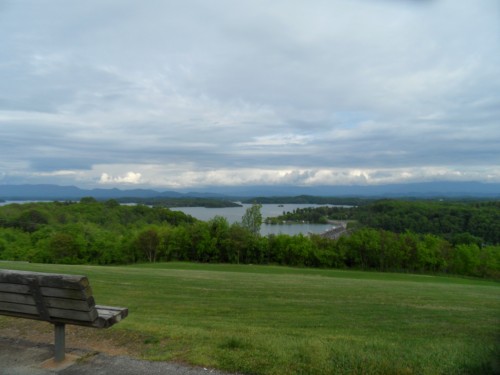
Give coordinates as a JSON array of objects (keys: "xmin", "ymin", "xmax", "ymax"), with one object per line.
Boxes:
[{"xmin": 0, "ymin": 0, "xmax": 499, "ymax": 188}]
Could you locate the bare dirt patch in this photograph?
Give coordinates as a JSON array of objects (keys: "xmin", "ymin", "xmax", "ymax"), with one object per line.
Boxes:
[{"xmin": 0, "ymin": 317, "xmax": 139, "ymax": 357}]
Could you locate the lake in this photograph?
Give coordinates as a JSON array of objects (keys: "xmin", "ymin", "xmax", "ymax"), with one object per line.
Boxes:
[
  {"xmin": 0, "ymin": 201, "xmax": 336, "ymax": 236},
  {"xmin": 171, "ymin": 203, "xmax": 336, "ymax": 236}
]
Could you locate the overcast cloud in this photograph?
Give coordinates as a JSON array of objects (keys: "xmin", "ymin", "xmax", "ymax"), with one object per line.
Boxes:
[{"xmin": 1, "ymin": 0, "xmax": 499, "ymax": 189}]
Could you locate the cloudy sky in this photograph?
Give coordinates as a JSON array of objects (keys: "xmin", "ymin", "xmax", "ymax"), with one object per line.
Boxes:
[{"xmin": 1, "ymin": 0, "xmax": 499, "ymax": 190}]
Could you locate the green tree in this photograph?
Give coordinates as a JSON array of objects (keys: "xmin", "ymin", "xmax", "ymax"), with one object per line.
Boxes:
[
  {"xmin": 189, "ymin": 221, "xmax": 217, "ymax": 262},
  {"xmin": 227, "ymin": 223, "xmax": 253, "ymax": 264},
  {"xmin": 477, "ymin": 245, "xmax": 500, "ymax": 279},
  {"xmin": 45, "ymin": 232, "xmax": 84, "ymax": 264},
  {"xmin": 450, "ymin": 243, "xmax": 481, "ymax": 276},
  {"xmin": 135, "ymin": 228, "xmax": 160, "ymax": 262},
  {"xmin": 241, "ymin": 203, "xmax": 262, "ymax": 236},
  {"xmin": 286, "ymin": 234, "xmax": 313, "ymax": 266},
  {"xmin": 0, "ymin": 227, "xmax": 32, "ymax": 261},
  {"xmin": 80, "ymin": 196, "xmax": 98, "ymax": 204},
  {"xmin": 416, "ymin": 234, "xmax": 447, "ymax": 272},
  {"xmin": 167, "ymin": 225, "xmax": 191, "ymax": 261},
  {"xmin": 15, "ymin": 209, "xmax": 49, "ymax": 232},
  {"xmin": 208, "ymin": 216, "xmax": 230, "ymax": 262}
]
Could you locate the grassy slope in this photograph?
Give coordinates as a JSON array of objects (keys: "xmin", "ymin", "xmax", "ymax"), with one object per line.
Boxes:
[{"xmin": 1, "ymin": 261, "xmax": 499, "ymax": 374}]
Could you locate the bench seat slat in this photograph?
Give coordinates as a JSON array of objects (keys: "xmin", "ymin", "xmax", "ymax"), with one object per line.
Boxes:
[{"xmin": 93, "ymin": 305, "xmax": 128, "ymax": 328}]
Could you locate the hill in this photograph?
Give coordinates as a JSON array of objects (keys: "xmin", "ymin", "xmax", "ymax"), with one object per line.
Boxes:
[{"xmin": 0, "ymin": 181, "xmax": 499, "ymax": 200}]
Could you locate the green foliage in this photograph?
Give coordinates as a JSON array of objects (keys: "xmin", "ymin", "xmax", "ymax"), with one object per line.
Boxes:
[
  {"xmin": 0, "ymin": 201, "xmax": 195, "ymax": 265},
  {"xmin": 242, "ymin": 195, "xmax": 371, "ymax": 206},
  {"xmin": 265, "ymin": 205, "xmax": 356, "ymax": 224},
  {"xmin": 135, "ymin": 228, "xmax": 161, "ymax": 262},
  {"xmin": 116, "ymin": 197, "xmax": 242, "ymax": 208},
  {"xmin": 0, "ymin": 228, "xmax": 32, "ymax": 260},
  {"xmin": 208, "ymin": 216, "xmax": 231, "ymax": 262},
  {"xmin": 80, "ymin": 196, "xmax": 98, "ymax": 204},
  {"xmin": 268, "ymin": 199, "xmax": 500, "ymax": 245},
  {"xmin": 241, "ymin": 203, "xmax": 263, "ymax": 236},
  {"xmin": 0, "ymin": 200, "xmax": 499, "ymax": 279},
  {"xmin": 356, "ymin": 199, "xmax": 500, "ymax": 245}
]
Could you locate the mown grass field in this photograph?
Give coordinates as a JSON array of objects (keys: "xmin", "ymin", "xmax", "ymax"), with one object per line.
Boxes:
[{"xmin": 1, "ymin": 261, "xmax": 499, "ymax": 374}]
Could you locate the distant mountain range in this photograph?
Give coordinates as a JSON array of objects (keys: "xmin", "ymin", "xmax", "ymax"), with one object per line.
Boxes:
[
  {"xmin": 191, "ymin": 181, "xmax": 500, "ymax": 198},
  {"xmin": 0, "ymin": 184, "xmax": 225, "ymax": 201},
  {"xmin": 0, "ymin": 182, "xmax": 499, "ymax": 201}
]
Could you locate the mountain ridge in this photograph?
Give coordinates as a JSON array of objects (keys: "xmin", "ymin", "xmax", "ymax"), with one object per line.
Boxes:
[{"xmin": 0, "ymin": 182, "xmax": 499, "ymax": 200}]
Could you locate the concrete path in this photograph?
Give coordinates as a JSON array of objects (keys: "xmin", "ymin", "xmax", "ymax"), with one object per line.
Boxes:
[{"xmin": 0, "ymin": 337, "xmax": 231, "ymax": 375}]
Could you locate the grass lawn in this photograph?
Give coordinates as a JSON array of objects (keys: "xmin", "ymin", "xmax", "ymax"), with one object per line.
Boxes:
[{"xmin": 1, "ymin": 261, "xmax": 499, "ymax": 374}]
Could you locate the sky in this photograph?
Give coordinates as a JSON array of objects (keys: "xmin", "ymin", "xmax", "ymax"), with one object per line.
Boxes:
[{"xmin": 1, "ymin": 0, "xmax": 499, "ymax": 190}]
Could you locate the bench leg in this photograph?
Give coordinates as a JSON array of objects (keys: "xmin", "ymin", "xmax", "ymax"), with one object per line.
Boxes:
[{"xmin": 54, "ymin": 323, "xmax": 66, "ymax": 362}]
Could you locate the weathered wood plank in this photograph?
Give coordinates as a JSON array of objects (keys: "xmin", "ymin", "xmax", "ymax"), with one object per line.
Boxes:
[
  {"xmin": 45, "ymin": 296, "xmax": 95, "ymax": 311},
  {"xmin": 40, "ymin": 285, "xmax": 93, "ymax": 300},
  {"xmin": 0, "ymin": 302, "xmax": 98, "ymax": 323},
  {"xmin": 2, "ymin": 306, "xmax": 128, "ymax": 328},
  {"xmin": 28, "ymin": 278, "xmax": 50, "ymax": 320},
  {"xmin": 48, "ymin": 307, "xmax": 97, "ymax": 322},
  {"xmin": 0, "ymin": 292, "xmax": 35, "ymax": 305},
  {"xmin": 0, "ymin": 310, "xmax": 43, "ymax": 321},
  {"xmin": 0, "ymin": 301, "xmax": 38, "ymax": 315},
  {"xmin": 93, "ymin": 305, "xmax": 128, "ymax": 328},
  {"xmin": 0, "ymin": 283, "xmax": 31, "ymax": 294},
  {"xmin": 0, "ymin": 282, "xmax": 93, "ymax": 300},
  {"xmin": 0, "ymin": 270, "xmax": 89, "ymax": 290},
  {"xmin": 0, "ymin": 270, "xmax": 127, "ymax": 329},
  {"xmin": 0, "ymin": 291, "xmax": 95, "ymax": 310},
  {"xmin": 40, "ymin": 275, "xmax": 89, "ymax": 290},
  {"xmin": 96, "ymin": 306, "xmax": 128, "ymax": 319}
]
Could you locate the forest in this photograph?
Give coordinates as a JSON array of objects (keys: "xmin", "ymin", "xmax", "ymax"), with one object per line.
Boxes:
[
  {"xmin": 116, "ymin": 197, "xmax": 242, "ymax": 208},
  {"xmin": 267, "ymin": 199, "xmax": 500, "ymax": 244},
  {"xmin": 243, "ymin": 195, "xmax": 370, "ymax": 206},
  {"xmin": 0, "ymin": 198, "xmax": 498, "ymax": 279}
]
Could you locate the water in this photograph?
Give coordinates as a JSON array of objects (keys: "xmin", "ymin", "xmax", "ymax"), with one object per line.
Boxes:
[
  {"xmin": 171, "ymin": 203, "xmax": 335, "ymax": 236},
  {"xmin": 0, "ymin": 200, "xmax": 52, "ymax": 206},
  {"xmin": 0, "ymin": 200, "xmax": 336, "ymax": 236}
]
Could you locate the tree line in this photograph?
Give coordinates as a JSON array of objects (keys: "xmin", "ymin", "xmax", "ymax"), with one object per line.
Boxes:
[
  {"xmin": 116, "ymin": 197, "xmax": 242, "ymax": 208},
  {"xmin": 243, "ymin": 195, "xmax": 370, "ymax": 206},
  {"xmin": 0, "ymin": 199, "xmax": 498, "ymax": 279},
  {"xmin": 267, "ymin": 199, "xmax": 500, "ymax": 245}
]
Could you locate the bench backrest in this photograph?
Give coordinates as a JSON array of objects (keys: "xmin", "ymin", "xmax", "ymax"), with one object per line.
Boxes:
[{"xmin": 0, "ymin": 269, "xmax": 98, "ymax": 325}]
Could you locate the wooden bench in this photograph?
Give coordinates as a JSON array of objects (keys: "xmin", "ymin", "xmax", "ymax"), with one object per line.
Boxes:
[{"xmin": 0, "ymin": 269, "xmax": 128, "ymax": 362}]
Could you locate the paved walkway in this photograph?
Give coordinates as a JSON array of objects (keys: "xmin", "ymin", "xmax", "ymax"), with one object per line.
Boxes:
[{"xmin": 0, "ymin": 337, "xmax": 230, "ymax": 375}]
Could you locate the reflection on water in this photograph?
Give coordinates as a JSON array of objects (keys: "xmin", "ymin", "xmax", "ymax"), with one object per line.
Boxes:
[{"xmin": 171, "ymin": 203, "xmax": 335, "ymax": 236}]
